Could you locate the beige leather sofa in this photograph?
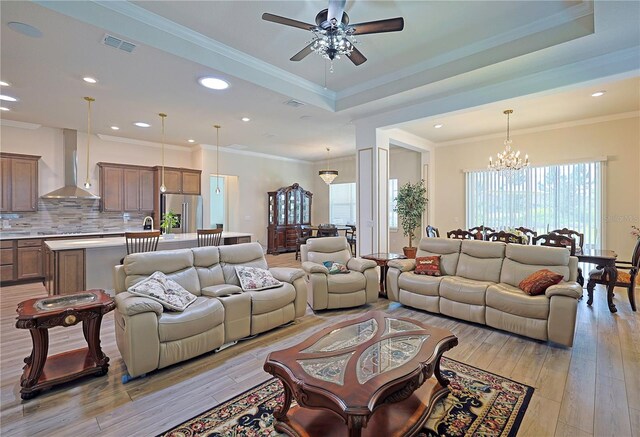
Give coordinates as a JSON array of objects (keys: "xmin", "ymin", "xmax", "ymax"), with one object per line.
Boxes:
[
  {"xmin": 386, "ymin": 238, "xmax": 582, "ymax": 346},
  {"xmin": 113, "ymin": 242, "xmax": 306, "ymax": 378},
  {"xmin": 301, "ymin": 237, "xmax": 378, "ymax": 310}
]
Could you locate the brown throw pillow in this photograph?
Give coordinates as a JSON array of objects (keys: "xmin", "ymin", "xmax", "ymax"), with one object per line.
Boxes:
[
  {"xmin": 414, "ymin": 256, "xmax": 442, "ymax": 276},
  {"xmin": 519, "ymin": 269, "xmax": 564, "ymax": 295}
]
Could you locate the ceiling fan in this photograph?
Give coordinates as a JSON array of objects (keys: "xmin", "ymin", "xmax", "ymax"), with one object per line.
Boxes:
[{"xmin": 262, "ymin": 0, "xmax": 404, "ymax": 66}]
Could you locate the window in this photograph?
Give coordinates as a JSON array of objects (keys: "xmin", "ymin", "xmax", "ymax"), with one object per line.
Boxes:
[
  {"xmin": 210, "ymin": 175, "xmax": 225, "ymax": 228},
  {"xmin": 389, "ymin": 179, "xmax": 398, "ymax": 229},
  {"xmin": 466, "ymin": 161, "xmax": 602, "ymax": 249},
  {"xmin": 329, "ymin": 183, "xmax": 356, "ymax": 225}
]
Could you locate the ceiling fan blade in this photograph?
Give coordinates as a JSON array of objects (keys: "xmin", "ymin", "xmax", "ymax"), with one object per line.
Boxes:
[
  {"xmin": 262, "ymin": 13, "xmax": 315, "ymax": 31},
  {"xmin": 327, "ymin": 0, "xmax": 346, "ymax": 25},
  {"xmin": 351, "ymin": 17, "xmax": 404, "ymax": 35},
  {"xmin": 290, "ymin": 43, "xmax": 314, "ymax": 61},
  {"xmin": 348, "ymin": 46, "xmax": 367, "ymax": 66}
]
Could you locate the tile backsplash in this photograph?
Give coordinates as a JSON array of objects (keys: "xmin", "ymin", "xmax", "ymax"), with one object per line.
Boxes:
[{"xmin": 0, "ymin": 199, "xmax": 149, "ymax": 233}]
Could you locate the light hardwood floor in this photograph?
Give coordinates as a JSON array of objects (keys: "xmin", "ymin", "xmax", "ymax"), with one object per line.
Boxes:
[{"xmin": 1, "ymin": 252, "xmax": 638, "ymax": 436}]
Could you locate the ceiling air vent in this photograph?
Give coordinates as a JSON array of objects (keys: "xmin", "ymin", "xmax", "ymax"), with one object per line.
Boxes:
[
  {"xmin": 284, "ymin": 99, "xmax": 305, "ymax": 108},
  {"xmin": 102, "ymin": 34, "xmax": 136, "ymax": 53}
]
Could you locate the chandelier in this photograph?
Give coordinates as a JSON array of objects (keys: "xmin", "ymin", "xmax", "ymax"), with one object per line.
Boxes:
[
  {"xmin": 319, "ymin": 147, "xmax": 338, "ymax": 185},
  {"xmin": 488, "ymin": 109, "xmax": 529, "ymax": 172},
  {"xmin": 311, "ymin": 24, "xmax": 356, "ymax": 66}
]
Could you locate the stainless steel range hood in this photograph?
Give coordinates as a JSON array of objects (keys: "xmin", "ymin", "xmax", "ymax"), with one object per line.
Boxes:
[{"xmin": 41, "ymin": 129, "xmax": 100, "ymax": 199}]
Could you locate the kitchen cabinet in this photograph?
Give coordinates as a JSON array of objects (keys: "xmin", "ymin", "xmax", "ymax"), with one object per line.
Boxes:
[
  {"xmin": 98, "ymin": 163, "xmax": 155, "ymax": 212},
  {"xmin": 16, "ymin": 239, "xmax": 43, "ymax": 280},
  {"xmin": 0, "ymin": 240, "xmax": 15, "ymax": 282},
  {"xmin": 44, "ymin": 247, "xmax": 85, "ymax": 295},
  {"xmin": 267, "ymin": 183, "xmax": 312, "ymax": 254},
  {"xmin": 153, "ymin": 166, "xmax": 201, "ymax": 195},
  {"xmin": 0, "ymin": 153, "xmax": 40, "ymax": 212}
]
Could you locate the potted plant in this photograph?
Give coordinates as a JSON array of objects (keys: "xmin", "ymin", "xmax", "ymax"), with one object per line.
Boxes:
[
  {"xmin": 394, "ymin": 179, "xmax": 428, "ymax": 259},
  {"xmin": 160, "ymin": 211, "xmax": 179, "ymax": 238}
]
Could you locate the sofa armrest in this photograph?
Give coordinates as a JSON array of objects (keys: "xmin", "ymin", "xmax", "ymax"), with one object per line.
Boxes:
[
  {"xmin": 270, "ymin": 267, "xmax": 305, "ymax": 283},
  {"xmin": 115, "ymin": 291, "xmax": 163, "ymax": 316},
  {"xmin": 347, "ymin": 258, "xmax": 377, "ymax": 272},
  {"xmin": 387, "ymin": 259, "xmax": 416, "ymax": 272},
  {"xmin": 302, "ymin": 261, "xmax": 329, "ymax": 274},
  {"xmin": 113, "ymin": 265, "xmax": 127, "ymax": 293},
  {"xmin": 201, "ymin": 284, "xmax": 243, "ymax": 298},
  {"xmin": 545, "ymin": 282, "xmax": 583, "ymax": 299}
]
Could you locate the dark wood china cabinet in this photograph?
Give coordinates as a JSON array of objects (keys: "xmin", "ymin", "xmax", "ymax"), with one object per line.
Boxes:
[{"xmin": 267, "ymin": 183, "xmax": 312, "ymax": 254}]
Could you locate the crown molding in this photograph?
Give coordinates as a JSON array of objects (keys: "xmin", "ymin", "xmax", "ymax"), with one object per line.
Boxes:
[
  {"xmin": 97, "ymin": 133, "xmax": 191, "ymax": 151},
  {"xmin": 197, "ymin": 143, "xmax": 313, "ymax": 164},
  {"xmin": 0, "ymin": 119, "xmax": 42, "ymax": 130},
  {"xmin": 437, "ymin": 111, "xmax": 639, "ymax": 147}
]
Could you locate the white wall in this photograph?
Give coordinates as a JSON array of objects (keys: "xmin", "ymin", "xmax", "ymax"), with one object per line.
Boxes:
[{"xmin": 434, "ymin": 115, "xmax": 640, "ymax": 258}]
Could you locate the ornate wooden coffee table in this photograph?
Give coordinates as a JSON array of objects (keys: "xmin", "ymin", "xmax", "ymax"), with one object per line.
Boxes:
[{"xmin": 263, "ymin": 311, "xmax": 458, "ymax": 437}]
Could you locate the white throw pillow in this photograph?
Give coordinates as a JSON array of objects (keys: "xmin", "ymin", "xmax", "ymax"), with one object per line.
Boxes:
[
  {"xmin": 128, "ymin": 271, "xmax": 196, "ymax": 311},
  {"xmin": 235, "ymin": 266, "xmax": 283, "ymax": 291}
]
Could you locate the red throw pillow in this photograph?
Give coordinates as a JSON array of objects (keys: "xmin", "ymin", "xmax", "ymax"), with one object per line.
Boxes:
[
  {"xmin": 414, "ymin": 256, "xmax": 442, "ymax": 276},
  {"xmin": 518, "ymin": 269, "xmax": 564, "ymax": 296}
]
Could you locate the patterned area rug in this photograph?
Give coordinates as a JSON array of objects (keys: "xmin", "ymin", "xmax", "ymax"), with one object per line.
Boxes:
[{"xmin": 160, "ymin": 357, "xmax": 533, "ymax": 437}]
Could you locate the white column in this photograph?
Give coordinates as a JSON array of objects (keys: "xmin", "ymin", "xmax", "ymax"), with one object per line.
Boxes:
[{"xmin": 356, "ymin": 124, "xmax": 389, "ymax": 256}]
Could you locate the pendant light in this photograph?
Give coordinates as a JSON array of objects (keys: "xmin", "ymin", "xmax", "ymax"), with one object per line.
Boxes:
[
  {"xmin": 159, "ymin": 113, "xmax": 167, "ymax": 193},
  {"xmin": 83, "ymin": 96, "xmax": 95, "ymax": 189},
  {"xmin": 214, "ymin": 125, "xmax": 222, "ymax": 194},
  {"xmin": 319, "ymin": 147, "xmax": 338, "ymax": 185}
]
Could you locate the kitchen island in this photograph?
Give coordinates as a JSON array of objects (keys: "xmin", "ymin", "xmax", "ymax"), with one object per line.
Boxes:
[{"xmin": 44, "ymin": 232, "xmax": 252, "ymax": 295}]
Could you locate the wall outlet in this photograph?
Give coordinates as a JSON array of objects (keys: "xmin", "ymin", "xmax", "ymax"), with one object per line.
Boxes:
[
  {"xmin": 1, "ymin": 220, "xmax": 10, "ymax": 228},
  {"xmin": 123, "ymin": 213, "xmax": 130, "ymax": 223}
]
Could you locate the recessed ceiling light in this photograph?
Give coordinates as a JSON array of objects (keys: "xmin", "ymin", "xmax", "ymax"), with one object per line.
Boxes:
[
  {"xmin": 0, "ymin": 94, "xmax": 17, "ymax": 102},
  {"xmin": 0, "ymin": 81, "xmax": 9, "ymax": 87},
  {"xmin": 110, "ymin": 126, "xmax": 120, "ymax": 130},
  {"xmin": 7, "ymin": 22, "xmax": 43, "ymax": 38},
  {"xmin": 241, "ymin": 117, "xmax": 250, "ymax": 122},
  {"xmin": 134, "ymin": 122, "xmax": 151, "ymax": 128},
  {"xmin": 433, "ymin": 124, "xmax": 443, "ymax": 129},
  {"xmin": 198, "ymin": 77, "xmax": 229, "ymax": 90},
  {"xmin": 591, "ymin": 91, "xmax": 606, "ymax": 97},
  {"xmin": 188, "ymin": 139, "xmax": 195, "ymax": 143},
  {"xmin": 0, "ymin": 107, "xmax": 9, "ymax": 111},
  {"xmin": 83, "ymin": 77, "xmax": 98, "ymax": 84}
]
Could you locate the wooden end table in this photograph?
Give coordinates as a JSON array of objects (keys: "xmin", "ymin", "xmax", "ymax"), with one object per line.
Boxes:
[
  {"xmin": 361, "ymin": 253, "xmax": 406, "ymax": 297},
  {"xmin": 264, "ymin": 311, "xmax": 458, "ymax": 437},
  {"xmin": 16, "ymin": 289, "xmax": 115, "ymax": 400}
]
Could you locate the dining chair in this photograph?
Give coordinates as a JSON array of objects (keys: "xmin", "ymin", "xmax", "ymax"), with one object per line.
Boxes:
[
  {"xmin": 515, "ymin": 227, "xmax": 537, "ymax": 243},
  {"xmin": 446, "ymin": 229, "xmax": 475, "ymax": 240},
  {"xmin": 486, "ymin": 231, "xmax": 527, "ymax": 244},
  {"xmin": 317, "ymin": 224, "xmax": 339, "ymax": 237},
  {"xmin": 468, "ymin": 225, "xmax": 495, "ymax": 240},
  {"xmin": 295, "ymin": 225, "xmax": 313, "ymax": 260},
  {"xmin": 197, "ymin": 228, "xmax": 223, "ymax": 247},
  {"xmin": 425, "ymin": 225, "xmax": 440, "ymax": 238},
  {"xmin": 122, "ymin": 230, "xmax": 160, "ymax": 263},
  {"xmin": 587, "ymin": 238, "xmax": 640, "ymax": 311},
  {"xmin": 345, "ymin": 224, "xmax": 357, "ymax": 255},
  {"xmin": 533, "ymin": 233, "xmax": 577, "ymax": 255},
  {"xmin": 551, "ymin": 228, "xmax": 584, "ymax": 254}
]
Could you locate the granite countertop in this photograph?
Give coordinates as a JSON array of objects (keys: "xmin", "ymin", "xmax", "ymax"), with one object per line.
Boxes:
[
  {"xmin": 44, "ymin": 231, "xmax": 252, "ymax": 251},
  {"xmin": 0, "ymin": 230, "xmax": 131, "ymax": 241}
]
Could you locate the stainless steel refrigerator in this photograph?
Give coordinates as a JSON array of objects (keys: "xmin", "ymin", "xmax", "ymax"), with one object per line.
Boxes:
[{"xmin": 160, "ymin": 194, "xmax": 203, "ymax": 234}]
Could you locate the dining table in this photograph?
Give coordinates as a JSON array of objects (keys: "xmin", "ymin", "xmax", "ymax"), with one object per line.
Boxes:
[
  {"xmin": 305, "ymin": 225, "xmax": 350, "ymax": 237},
  {"xmin": 577, "ymin": 249, "xmax": 618, "ymax": 313}
]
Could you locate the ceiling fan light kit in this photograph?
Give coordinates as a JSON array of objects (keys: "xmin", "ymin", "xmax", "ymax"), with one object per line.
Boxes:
[{"xmin": 262, "ymin": 0, "xmax": 404, "ymax": 69}]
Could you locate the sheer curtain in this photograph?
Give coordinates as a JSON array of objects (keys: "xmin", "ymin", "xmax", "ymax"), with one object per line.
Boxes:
[{"xmin": 466, "ymin": 161, "xmax": 603, "ymax": 250}]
